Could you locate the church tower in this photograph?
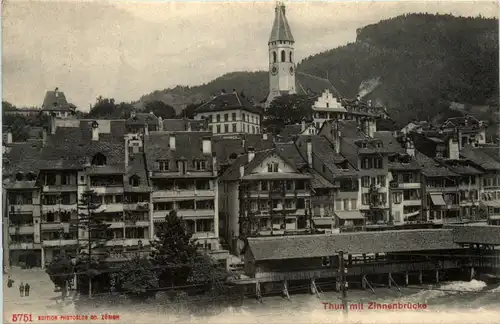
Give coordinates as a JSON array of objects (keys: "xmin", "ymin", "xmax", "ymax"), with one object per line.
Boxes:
[{"xmin": 266, "ymin": 2, "xmax": 296, "ymax": 107}]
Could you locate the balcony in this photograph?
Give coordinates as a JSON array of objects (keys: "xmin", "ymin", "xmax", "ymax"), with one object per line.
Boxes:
[
  {"xmin": 9, "ymin": 204, "xmax": 35, "ymax": 213},
  {"xmin": 403, "ymin": 199, "xmax": 421, "ymax": 206},
  {"xmin": 123, "ymin": 202, "xmax": 150, "ymax": 211},
  {"xmin": 90, "ymin": 186, "xmax": 124, "ymax": 195},
  {"xmin": 152, "ymin": 189, "xmax": 215, "ymax": 199},
  {"xmin": 42, "ymin": 239, "xmax": 78, "ymax": 247},
  {"xmin": 43, "ymin": 185, "xmax": 77, "ymax": 192},
  {"xmin": 41, "ymin": 222, "xmax": 73, "ymax": 231},
  {"xmin": 104, "ymin": 238, "xmax": 150, "ymax": 247},
  {"xmin": 177, "ymin": 209, "xmax": 215, "ymax": 218},
  {"xmin": 192, "ymin": 232, "xmax": 217, "ymax": 239},
  {"xmin": 397, "ymin": 183, "xmax": 421, "ymax": 189},
  {"xmin": 42, "ymin": 204, "xmax": 77, "ymax": 212},
  {"xmin": 8, "ymin": 225, "xmax": 34, "ymax": 235},
  {"xmin": 101, "ymin": 204, "xmax": 124, "ymax": 213},
  {"xmin": 10, "ymin": 242, "xmax": 40, "ymax": 250}
]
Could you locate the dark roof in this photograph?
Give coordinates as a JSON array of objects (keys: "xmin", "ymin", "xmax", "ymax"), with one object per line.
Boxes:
[
  {"xmin": 125, "ymin": 153, "xmax": 150, "ymax": 191},
  {"xmin": 460, "ymin": 146, "xmax": 500, "ymax": 171},
  {"xmin": 414, "ymin": 151, "xmax": 458, "ymax": 177},
  {"xmin": 38, "ymin": 121, "xmax": 126, "ymax": 170},
  {"xmin": 279, "ymin": 123, "xmax": 316, "ymax": 142},
  {"xmin": 126, "ymin": 113, "xmax": 159, "ymax": 126},
  {"xmin": 247, "ymin": 229, "xmax": 460, "ymax": 261},
  {"xmin": 373, "ymin": 131, "xmax": 405, "ymax": 154},
  {"xmin": 144, "ymin": 132, "xmax": 214, "ymax": 172},
  {"xmin": 295, "ymin": 72, "xmax": 340, "ymax": 97},
  {"xmin": 439, "ymin": 159, "xmax": 484, "ymax": 176},
  {"xmin": 41, "ymin": 90, "xmax": 72, "ymax": 111},
  {"xmin": 274, "ymin": 142, "xmax": 308, "ymax": 170},
  {"xmin": 194, "ymin": 92, "xmax": 262, "ymax": 115},
  {"xmin": 268, "ymin": 3, "xmax": 294, "ymax": 43},
  {"xmin": 28, "ymin": 127, "xmax": 44, "ymax": 140},
  {"xmin": 3, "ymin": 142, "xmax": 44, "ymax": 177},
  {"xmin": 212, "ymin": 134, "xmax": 274, "ymax": 166},
  {"xmin": 450, "ymin": 225, "xmax": 500, "ymax": 245},
  {"xmin": 162, "ymin": 119, "xmax": 207, "ymax": 132}
]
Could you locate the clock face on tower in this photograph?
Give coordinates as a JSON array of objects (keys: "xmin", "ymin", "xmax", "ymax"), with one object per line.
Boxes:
[
  {"xmin": 271, "ymin": 65, "xmax": 278, "ymax": 75},
  {"xmin": 289, "ymin": 66, "xmax": 295, "ymax": 75}
]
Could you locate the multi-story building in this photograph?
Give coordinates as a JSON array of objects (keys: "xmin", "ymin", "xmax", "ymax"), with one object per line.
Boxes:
[
  {"xmin": 144, "ymin": 131, "xmax": 220, "ymax": 251},
  {"xmin": 218, "ymin": 147, "xmax": 313, "ymax": 253},
  {"xmin": 193, "ymin": 90, "xmax": 263, "ymax": 135},
  {"xmin": 41, "ymin": 88, "xmax": 76, "ymax": 119}
]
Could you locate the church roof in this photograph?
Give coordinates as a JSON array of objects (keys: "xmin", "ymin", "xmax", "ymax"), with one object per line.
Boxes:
[
  {"xmin": 296, "ymin": 72, "xmax": 341, "ymax": 97},
  {"xmin": 269, "ymin": 3, "xmax": 294, "ymax": 44}
]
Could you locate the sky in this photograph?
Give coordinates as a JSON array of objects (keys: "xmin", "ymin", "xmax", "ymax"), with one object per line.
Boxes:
[{"xmin": 2, "ymin": 0, "xmax": 498, "ymax": 111}]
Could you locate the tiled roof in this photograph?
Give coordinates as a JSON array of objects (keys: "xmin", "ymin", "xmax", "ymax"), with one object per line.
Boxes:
[
  {"xmin": 212, "ymin": 134, "xmax": 274, "ymax": 165},
  {"xmin": 162, "ymin": 119, "xmax": 207, "ymax": 132},
  {"xmin": 3, "ymin": 142, "xmax": 44, "ymax": 177},
  {"xmin": 219, "ymin": 149, "xmax": 274, "ymax": 181},
  {"xmin": 373, "ymin": 131, "xmax": 405, "ymax": 154},
  {"xmin": 39, "ymin": 123, "xmax": 125, "ymax": 170},
  {"xmin": 449, "ymin": 225, "xmax": 500, "ymax": 245},
  {"xmin": 296, "ymin": 73, "xmax": 341, "ymax": 97},
  {"xmin": 126, "ymin": 113, "xmax": 159, "ymax": 126},
  {"xmin": 247, "ymin": 229, "xmax": 460, "ymax": 261},
  {"xmin": 440, "ymin": 159, "xmax": 484, "ymax": 176},
  {"xmin": 268, "ymin": 3, "xmax": 294, "ymax": 43},
  {"xmin": 388, "ymin": 158, "xmax": 421, "ymax": 171},
  {"xmin": 194, "ymin": 92, "xmax": 262, "ymax": 115},
  {"xmin": 414, "ymin": 151, "xmax": 458, "ymax": 177},
  {"xmin": 279, "ymin": 123, "xmax": 316, "ymax": 142},
  {"xmin": 28, "ymin": 127, "xmax": 44, "ymax": 140},
  {"xmin": 460, "ymin": 146, "xmax": 500, "ymax": 171},
  {"xmin": 308, "ymin": 169, "xmax": 335, "ymax": 189},
  {"xmin": 274, "ymin": 142, "xmax": 308, "ymax": 170},
  {"xmin": 144, "ymin": 132, "xmax": 214, "ymax": 172},
  {"xmin": 41, "ymin": 90, "xmax": 73, "ymax": 111}
]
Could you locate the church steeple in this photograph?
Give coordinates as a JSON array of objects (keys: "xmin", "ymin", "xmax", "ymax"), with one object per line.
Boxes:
[
  {"xmin": 266, "ymin": 1, "xmax": 296, "ymax": 107},
  {"xmin": 269, "ymin": 2, "xmax": 294, "ymax": 44}
]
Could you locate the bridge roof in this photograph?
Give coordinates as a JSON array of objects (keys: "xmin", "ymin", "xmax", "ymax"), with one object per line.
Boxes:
[
  {"xmin": 247, "ymin": 229, "xmax": 460, "ymax": 261},
  {"xmin": 449, "ymin": 225, "xmax": 500, "ymax": 245}
]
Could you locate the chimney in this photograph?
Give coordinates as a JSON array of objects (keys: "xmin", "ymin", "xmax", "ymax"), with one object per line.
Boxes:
[
  {"xmin": 242, "ymin": 137, "xmax": 246, "ymax": 149},
  {"xmin": 233, "ymin": 89, "xmax": 237, "ymax": 94},
  {"xmin": 335, "ymin": 129, "xmax": 341, "ymax": 154},
  {"xmin": 202, "ymin": 136, "xmax": 212, "ymax": 154},
  {"xmin": 212, "ymin": 152, "xmax": 217, "ymax": 177},
  {"xmin": 187, "ymin": 122, "xmax": 192, "ymax": 132},
  {"xmin": 406, "ymin": 139, "xmax": 415, "ymax": 157},
  {"xmin": 169, "ymin": 134, "xmax": 176, "ymax": 150},
  {"xmin": 91, "ymin": 121, "xmax": 99, "ymax": 141},
  {"xmin": 239, "ymin": 165, "xmax": 245, "ymax": 178},
  {"xmin": 124, "ymin": 136, "xmax": 129, "ymax": 167},
  {"xmin": 262, "ymin": 133, "xmax": 268, "ymax": 140},
  {"xmin": 6, "ymin": 131, "xmax": 12, "ymax": 144},
  {"xmin": 54, "ymin": 87, "xmax": 59, "ymax": 98},
  {"xmin": 144, "ymin": 123, "xmax": 149, "ymax": 136},
  {"xmin": 247, "ymin": 147, "xmax": 255, "ymax": 163},
  {"xmin": 50, "ymin": 113, "xmax": 57, "ymax": 135},
  {"xmin": 306, "ymin": 139, "xmax": 313, "ymax": 167},
  {"xmin": 301, "ymin": 119, "xmax": 306, "ymax": 133},
  {"xmin": 448, "ymin": 137, "xmax": 459, "ymax": 160},
  {"xmin": 158, "ymin": 116, "xmax": 163, "ymax": 131},
  {"xmin": 42, "ymin": 129, "xmax": 47, "ymax": 146}
]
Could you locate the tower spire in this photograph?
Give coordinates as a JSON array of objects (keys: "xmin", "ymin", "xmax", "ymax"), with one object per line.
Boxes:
[{"xmin": 269, "ymin": 1, "xmax": 294, "ymax": 44}]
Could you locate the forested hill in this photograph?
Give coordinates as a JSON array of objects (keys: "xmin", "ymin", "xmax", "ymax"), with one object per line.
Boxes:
[{"xmin": 137, "ymin": 13, "xmax": 499, "ymax": 127}]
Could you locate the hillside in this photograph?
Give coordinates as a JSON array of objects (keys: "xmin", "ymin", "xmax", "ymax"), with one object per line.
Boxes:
[{"xmin": 136, "ymin": 13, "xmax": 499, "ymax": 127}]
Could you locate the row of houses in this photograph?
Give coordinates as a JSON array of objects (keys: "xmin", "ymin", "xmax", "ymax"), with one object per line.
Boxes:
[{"xmin": 2, "ymin": 89, "xmax": 499, "ymax": 271}]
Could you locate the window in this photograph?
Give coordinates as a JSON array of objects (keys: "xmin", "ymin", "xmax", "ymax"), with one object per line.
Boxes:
[
  {"xmin": 232, "ymin": 113, "xmax": 236, "ymax": 121},
  {"xmin": 216, "ymin": 125, "xmax": 221, "ymax": 133},
  {"xmin": 267, "ymin": 162, "xmax": 279, "ymax": 172},
  {"xmin": 232, "ymin": 124, "xmax": 237, "ymax": 133},
  {"xmin": 224, "ymin": 124, "xmax": 229, "ymax": 133},
  {"xmin": 129, "ymin": 175, "xmax": 140, "ymax": 187},
  {"xmin": 326, "ymin": 102, "xmax": 329, "ymax": 108},
  {"xmin": 289, "ymin": 51, "xmax": 293, "ymax": 63},
  {"xmin": 216, "ymin": 114, "xmax": 220, "ymax": 122},
  {"xmin": 343, "ymin": 199, "xmax": 349, "ymax": 211},
  {"xmin": 273, "ymin": 51, "xmax": 277, "ymax": 63},
  {"xmin": 157, "ymin": 160, "xmax": 169, "ymax": 171},
  {"xmin": 194, "ymin": 160, "xmax": 207, "ymax": 171},
  {"xmin": 91, "ymin": 153, "xmax": 107, "ymax": 166},
  {"xmin": 361, "ymin": 176, "xmax": 370, "ymax": 188},
  {"xmin": 208, "ymin": 126, "xmax": 213, "ymax": 133},
  {"xmin": 362, "ymin": 193, "xmax": 370, "ymax": 205},
  {"xmin": 281, "ymin": 50, "xmax": 285, "ymax": 62},
  {"xmin": 377, "ymin": 176, "xmax": 386, "ymax": 187},
  {"xmin": 392, "ymin": 193, "xmax": 402, "ymax": 204},
  {"xmin": 242, "ymin": 113, "xmax": 245, "ymax": 121},
  {"xmin": 224, "ymin": 114, "xmax": 228, "ymax": 122}
]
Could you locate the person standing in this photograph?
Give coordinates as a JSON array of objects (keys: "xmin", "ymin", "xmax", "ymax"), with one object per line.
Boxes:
[
  {"xmin": 19, "ymin": 282, "xmax": 24, "ymax": 297},
  {"xmin": 24, "ymin": 283, "xmax": 30, "ymax": 297}
]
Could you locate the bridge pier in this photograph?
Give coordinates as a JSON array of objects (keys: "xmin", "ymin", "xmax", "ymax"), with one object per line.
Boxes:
[
  {"xmin": 404, "ymin": 271, "xmax": 409, "ymax": 286},
  {"xmin": 418, "ymin": 270, "xmax": 423, "ymax": 285},
  {"xmin": 282, "ymin": 280, "xmax": 290, "ymax": 300},
  {"xmin": 335, "ymin": 276, "xmax": 341, "ymax": 292},
  {"xmin": 310, "ymin": 278, "xmax": 320, "ymax": 297},
  {"xmin": 388, "ymin": 272, "xmax": 392, "ymax": 288},
  {"xmin": 435, "ymin": 269, "xmax": 439, "ymax": 284},
  {"xmin": 361, "ymin": 275, "xmax": 367, "ymax": 290},
  {"xmin": 470, "ymin": 267, "xmax": 475, "ymax": 281},
  {"xmin": 255, "ymin": 282, "xmax": 262, "ymax": 302}
]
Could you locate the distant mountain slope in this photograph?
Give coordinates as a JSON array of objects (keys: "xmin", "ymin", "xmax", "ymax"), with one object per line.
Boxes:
[{"xmin": 137, "ymin": 13, "xmax": 498, "ymax": 127}]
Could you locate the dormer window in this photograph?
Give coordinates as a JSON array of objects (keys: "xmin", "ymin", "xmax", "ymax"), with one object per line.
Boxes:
[
  {"xmin": 267, "ymin": 162, "xmax": 279, "ymax": 172},
  {"xmin": 375, "ymin": 142, "xmax": 383, "ymax": 148},
  {"xmin": 156, "ymin": 160, "xmax": 169, "ymax": 171},
  {"xmin": 360, "ymin": 142, "xmax": 368, "ymax": 148},
  {"xmin": 193, "ymin": 160, "xmax": 207, "ymax": 171},
  {"xmin": 129, "ymin": 175, "xmax": 140, "ymax": 187},
  {"xmin": 26, "ymin": 172, "xmax": 36, "ymax": 181},
  {"xmin": 15, "ymin": 172, "xmax": 24, "ymax": 181},
  {"xmin": 91, "ymin": 153, "xmax": 107, "ymax": 166}
]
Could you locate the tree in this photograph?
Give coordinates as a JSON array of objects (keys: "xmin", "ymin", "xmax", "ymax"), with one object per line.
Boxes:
[
  {"xmin": 109, "ymin": 256, "xmax": 158, "ymax": 300},
  {"xmin": 150, "ymin": 210, "xmax": 198, "ymax": 287},
  {"xmin": 75, "ymin": 190, "xmax": 111, "ymax": 297},
  {"xmin": 46, "ymin": 253, "xmax": 74, "ymax": 293},
  {"xmin": 178, "ymin": 102, "xmax": 204, "ymax": 119},
  {"xmin": 264, "ymin": 94, "xmax": 315, "ymax": 134},
  {"xmin": 144, "ymin": 100, "xmax": 176, "ymax": 119},
  {"xmin": 87, "ymin": 97, "xmax": 134, "ymax": 119},
  {"xmin": 188, "ymin": 253, "xmax": 233, "ymax": 295}
]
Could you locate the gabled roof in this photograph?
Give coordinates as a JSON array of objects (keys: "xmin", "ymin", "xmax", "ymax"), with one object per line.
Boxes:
[
  {"xmin": 278, "ymin": 123, "xmax": 316, "ymax": 142},
  {"xmin": 3, "ymin": 142, "xmax": 44, "ymax": 177},
  {"xmin": 460, "ymin": 145, "xmax": 500, "ymax": 171},
  {"xmin": 41, "ymin": 90, "xmax": 73, "ymax": 112},
  {"xmin": 439, "ymin": 159, "xmax": 484, "ymax": 176},
  {"xmin": 268, "ymin": 3, "xmax": 294, "ymax": 43},
  {"xmin": 212, "ymin": 134, "xmax": 274, "ymax": 165},
  {"xmin": 144, "ymin": 132, "xmax": 214, "ymax": 172},
  {"xmin": 194, "ymin": 92, "xmax": 262, "ymax": 115},
  {"xmin": 414, "ymin": 151, "xmax": 458, "ymax": 177},
  {"xmin": 295, "ymin": 73, "xmax": 341, "ymax": 97},
  {"xmin": 126, "ymin": 113, "xmax": 159, "ymax": 126},
  {"xmin": 162, "ymin": 119, "xmax": 207, "ymax": 132}
]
